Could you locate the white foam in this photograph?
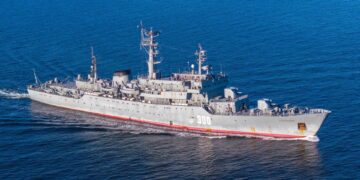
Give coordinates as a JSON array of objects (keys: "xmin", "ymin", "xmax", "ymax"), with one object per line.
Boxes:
[
  {"xmin": 202, "ymin": 135, "xmax": 227, "ymax": 139},
  {"xmin": 256, "ymin": 135, "xmax": 320, "ymax": 142},
  {"xmin": 0, "ymin": 89, "xmax": 29, "ymax": 99},
  {"xmin": 300, "ymin": 135, "xmax": 320, "ymax": 142}
]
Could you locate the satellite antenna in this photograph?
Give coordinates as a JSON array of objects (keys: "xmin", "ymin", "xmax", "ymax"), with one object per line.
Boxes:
[{"xmin": 191, "ymin": 64, "xmax": 195, "ymax": 74}]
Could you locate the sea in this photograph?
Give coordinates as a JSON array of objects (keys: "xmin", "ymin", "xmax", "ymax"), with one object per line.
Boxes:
[{"xmin": 0, "ymin": 0, "xmax": 359, "ymax": 179}]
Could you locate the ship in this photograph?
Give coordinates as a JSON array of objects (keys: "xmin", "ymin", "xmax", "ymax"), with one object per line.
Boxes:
[{"xmin": 27, "ymin": 23, "xmax": 330, "ymax": 139}]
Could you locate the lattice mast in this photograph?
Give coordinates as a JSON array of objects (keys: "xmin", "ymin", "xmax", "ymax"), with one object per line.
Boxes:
[
  {"xmin": 195, "ymin": 44, "xmax": 207, "ymax": 75},
  {"xmin": 90, "ymin": 47, "xmax": 97, "ymax": 83},
  {"xmin": 139, "ymin": 22, "xmax": 161, "ymax": 79}
]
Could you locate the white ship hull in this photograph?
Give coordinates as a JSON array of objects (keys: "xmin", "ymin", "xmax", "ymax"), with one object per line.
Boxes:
[{"xmin": 28, "ymin": 89, "xmax": 329, "ymax": 139}]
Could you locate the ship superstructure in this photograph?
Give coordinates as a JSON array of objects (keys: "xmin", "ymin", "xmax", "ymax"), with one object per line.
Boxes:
[{"xmin": 27, "ymin": 23, "xmax": 330, "ymax": 139}]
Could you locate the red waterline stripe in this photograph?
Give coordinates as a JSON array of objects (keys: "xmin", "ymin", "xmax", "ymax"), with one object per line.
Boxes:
[{"xmin": 33, "ymin": 100, "xmax": 305, "ymax": 138}]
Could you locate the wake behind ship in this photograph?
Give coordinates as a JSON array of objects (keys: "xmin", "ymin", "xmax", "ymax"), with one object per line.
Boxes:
[{"xmin": 27, "ymin": 23, "xmax": 330, "ymax": 139}]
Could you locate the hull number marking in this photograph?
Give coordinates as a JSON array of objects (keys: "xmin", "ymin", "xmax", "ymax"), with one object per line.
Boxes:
[{"xmin": 196, "ymin": 115, "xmax": 211, "ymax": 125}]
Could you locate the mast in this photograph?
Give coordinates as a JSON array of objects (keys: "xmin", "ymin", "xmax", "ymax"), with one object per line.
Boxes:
[
  {"xmin": 195, "ymin": 44, "xmax": 207, "ymax": 75},
  {"xmin": 90, "ymin": 47, "xmax": 97, "ymax": 83},
  {"xmin": 139, "ymin": 22, "xmax": 161, "ymax": 79}
]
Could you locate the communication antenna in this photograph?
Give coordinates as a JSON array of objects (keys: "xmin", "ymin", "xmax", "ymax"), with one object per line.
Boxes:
[
  {"xmin": 32, "ymin": 69, "xmax": 40, "ymax": 85},
  {"xmin": 138, "ymin": 21, "xmax": 161, "ymax": 79},
  {"xmin": 187, "ymin": 60, "xmax": 190, "ymax": 72},
  {"xmin": 138, "ymin": 21, "xmax": 144, "ymax": 50}
]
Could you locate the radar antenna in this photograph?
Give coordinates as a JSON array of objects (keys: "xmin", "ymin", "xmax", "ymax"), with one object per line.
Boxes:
[
  {"xmin": 195, "ymin": 43, "xmax": 207, "ymax": 75},
  {"xmin": 138, "ymin": 21, "xmax": 161, "ymax": 79}
]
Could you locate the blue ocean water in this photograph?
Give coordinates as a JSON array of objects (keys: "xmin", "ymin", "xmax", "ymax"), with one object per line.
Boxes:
[{"xmin": 0, "ymin": 0, "xmax": 359, "ymax": 179}]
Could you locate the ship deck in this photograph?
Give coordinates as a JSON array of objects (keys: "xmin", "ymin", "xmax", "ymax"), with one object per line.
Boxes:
[{"xmin": 28, "ymin": 86, "xmax": 330, "ymax": 118}]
